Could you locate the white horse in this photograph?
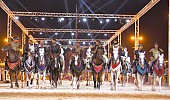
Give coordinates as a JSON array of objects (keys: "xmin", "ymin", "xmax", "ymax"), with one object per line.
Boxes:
[
  {"xmin": 37, "ymin": 47, "xmax": 47, "ymax": 89},
  {"xmin": 110, "ymin": 46, "xmax": 121, "ymax": 91},
  {"xmin": 22, "ymin": 44, "xmax": 37, "ymax": 88},
  {"xmin": 151, "ymin": 54, "xmax": 164, "ymax": 91},
  {"xmin": 58, "ymin": 47, "xmax": 65, "ymax": 85},
  {"xmin": 85, "ymin": 47, "xmax": 93, "ymax": 86},
  {"xmin": 120, "ymin": 47, "xmax": 131, "ymax": 87},
  {"xmin": 136, "ymin": 52, "xmax": 147, "ymax": 91},
  {"xmin": 101, "ymin": 47, "xmax": 108, "ymax": 85}
]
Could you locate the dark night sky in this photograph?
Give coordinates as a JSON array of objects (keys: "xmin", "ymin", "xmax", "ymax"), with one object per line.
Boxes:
[{"xmin": 0, "ymin": 0, "xmax": 168, "ymax": 61}]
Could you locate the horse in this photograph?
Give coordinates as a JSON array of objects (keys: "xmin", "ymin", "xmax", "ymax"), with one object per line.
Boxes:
[
  {"xmin": 120, "ymin": 48, "xmax": 131, "ymax": 87},
  {"xmin": 2, "ymin": 45, "xmax": 20, "ymax": 88},
  {"xmin": 37, "ymin": 47, "xmax": 47, "ymax": 89},
  {"xmin": 109, "ymin": 46, "xmax": 121, "ymax": 91},
  {"xmin": 84, "ymin": 47, "xmax": 93, "ymax": 86},
  {"xmin": 92, "ymin": 48, "xmax": 105, "ymax": 89},
  {"xmin": 70, "ymin": 52, "xmax": 85, "ymax": 89},
  {"xmin": 49, "ymin": 54, "xmax": 61, "ymax": 88},
  {"xmin": 136, "ymin": 52, "xmax": 147, "ymax": 91},
  {"xmin": 23, "ymin": 48, "xmax": 36, "ymax": 88},
  {"xmin": 151, "ymin": 54, "xmax": 165, "ymax": 91}
]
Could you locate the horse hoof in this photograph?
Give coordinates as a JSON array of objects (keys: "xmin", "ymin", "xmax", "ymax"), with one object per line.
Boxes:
[
  {"xmin": 151, "ymin": 88, "xmax": 156, "ymax": 91},
  {"xmin": 10, "ymin": 86, "xmax": 13, "ymax": 88},
  {"xmin": 77, "ymin": 84, "xmax": 80, "ymax": 89}
]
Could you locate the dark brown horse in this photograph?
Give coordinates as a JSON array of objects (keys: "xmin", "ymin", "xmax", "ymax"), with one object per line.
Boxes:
[
  {"xmin": 67, "ymin": 50, "xmax": 85, "ymax": 89},
  {"xmin": 92, "ymin": 49, "xmax": 104, "ymax": 89},
  {"xmin": 2, "ymin": 45, "xmax": 20, "ymax": 88},
  {"xmin": 49, "ymin": 54, "xmax": 60, "ymax": 88}
]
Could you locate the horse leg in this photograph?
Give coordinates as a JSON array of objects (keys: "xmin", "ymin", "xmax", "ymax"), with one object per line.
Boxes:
[
  {"xmin": 9, "ymin": 71, "xmax": 13, "ymax": 88},
  {"xmin": 137, "ymin": 72, "xmax": 141, "ymax": 91},
  {"xmin": 110, "ymin": 71, "xmax": 114, "ymax": 90},
  {"xmin": 38, "ymin": 72, "xmax": 41, "ymax": 89},
  {"xmin": 73, "ymin": 75, "xmax": 77, "ymax": 89},
  {"xmin": 77, "ymin": 74, "xmax": 80, "ymax": 89},
  {"xmin": 42, "ymin": 71, "xmax": 46, "ymax": 89},
  {"xmin": 21, "ymin": 72, "xmax": 24, "ymax": 88},
  {"xmin": 93, "ymin": 72, "xmax": 96, "ymax": 89},
  {"xmin": 30, "ymin": 73, "xmax": 34, "ymax": 88},
  {"xmin": 152, "ymin": 74, "xmax": 156, "ymax": 91},
  {"xmin": 86, "ymin": 70, "xmax": 89, "ymax": 86},
  {"xmin": 141, "ymin": 75, "xmax": 145, "ymax": 91},
  {"xmin": 116, "ymin": 70, "xmax": 120, "ymax": 91},
  {"xmin": 26, "ymin": 73, "xmax": 29, "ymax": 88},
  {"xmin": 15, "ymin": 70, "xmax": 19, "ymax": 88},
  {"xmin": 159, "ymin": 77, "xmax": 162, "ymax": 91},
  {"xmin": 126, "ymin": 73, "xmax": 129, "ymax": 86}
]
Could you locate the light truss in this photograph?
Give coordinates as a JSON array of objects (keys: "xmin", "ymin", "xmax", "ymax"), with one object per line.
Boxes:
[
  {"xmin": 13, "ymin": 11, "xmax": 135, "ymax": 19},
  {"xmin": 105, "ymin": 0, "xmax": 161, "ymax": 45},
  {"xmin": 0, "ymin": 0, "xmax": 36, "ymax": 43},
  {"xmin": 34, "ymin": 38, "xmax": 107, "ymax": 42},
  {"xmin": 26, "ymin": 28, "xmax": 118, "ymax": 34}
]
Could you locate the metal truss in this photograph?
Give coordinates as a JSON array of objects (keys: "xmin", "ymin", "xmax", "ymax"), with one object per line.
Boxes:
[
  {"xmin": 12, "ymin": 11, "xmax": 135, "ymax": 19},
  {"xmin": 105, "ymin": 0, "xmax": 160, "ymax": 45},
  {"xmin": 34, "ymin": 38, "xmax": 107, "ymax": 42},
  {"xmin": 26, "ymin": 28, "xmax": 118, "ymax": 34},
  {"xmin": 0, "ymin": 0, "xmax": 36, "ymax": 43}
]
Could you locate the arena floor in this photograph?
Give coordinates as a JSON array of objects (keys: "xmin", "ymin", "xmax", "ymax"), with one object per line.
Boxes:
[{"xmin": 0, "ymin": 80, "xmax": 170, "ymax": 100}]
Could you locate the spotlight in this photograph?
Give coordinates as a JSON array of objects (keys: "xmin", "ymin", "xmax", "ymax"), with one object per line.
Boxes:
[
  {"xmin": 104, "ymin": 34, "xmax": 107, "ymax": 36},
  {"xmin": 83, "ymin": 18, "xmax": 87, "ymax": 22},
  {"xmin": 88, "ymin": 43, "xmax": 91, "ymax": 45},
  {"xmin": 45, "ymin": 41, "xmax": 48, "ymax": 44},
  {"xmin": 114, "ymin": 19, "xmax": 118, "ymax": 22},
  {"xmin": 55, "ymin": 32, "xmax": 58, "ymax": 35},
  {"xmin": 100, "ymin": 20, "xmax": 103, "ymax": 24},
  {"xmin": 71, "ymin": 33, "xmax": 74, "ymax": 36},
  {"xmin": 126, "ymin": 19, "xmax": 130, "ymax": 23},
  {"xmin": 83, "ymin": 42, "xmax": 86, "ymax": 45},
  {"xmin": 60, "ymin": 17, "xmax": 64, "ymax": 21},
  {"xmin": 40, "ymin": 32, "xmax": 43, "ymax": 35},
  {"xmin": 15, "ymin": 16, "xmax": 19, "ymax": 20},
  {"xmin": 41, "ymin": 17, "xmax": 45, "ymax": 21},
  {"xmin": 106, "ymin": 19, "xmax": 110, "ymax": 22},
  {"xmin": 88, "ymin": 33, "xmax": 91, "ymax": 36},
  {"xmin": 69, "ymin": 40, "xmax": 72, "ymax": 44}
]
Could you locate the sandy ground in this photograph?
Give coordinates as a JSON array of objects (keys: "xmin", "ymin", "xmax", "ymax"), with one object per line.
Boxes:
[{"xmin": 0, "ymin": 80, "xmax": 170, "ymax": 100}]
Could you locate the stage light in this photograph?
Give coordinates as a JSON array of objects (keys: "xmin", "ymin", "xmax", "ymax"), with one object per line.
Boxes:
[
  {"xmin": 83, "ymin": 18, "xmax": 87, "ymax": 22},
  {"xmin": 59, "ymin": 17, "xmax": 64, "ymax": 22},
  {"xmin": 100, "ymin": 20, "xmax": 103, "ymax": 24},
  {"xmin": 88, "ymin": 43, "xmax": 91, "ymax": 45},
  {"xmin": 69, "ymin": 40, "xmax": 72, "ymax": 44},
  {"xmin": 88, "ymin": 33, "xmax": 91, "ymax": 36},
  {"xmin": 45, "ymin": 41, "xmax": 48, "ymax": 44},
  {"xmin": 126, "ymin": 19, "xmax": 130, "ymax": 23},
  {"xmin": 104, "ymin": 34, "xmax": 107, "ymax": 36},
  {"xmin": 106, "ymin": 19, "xmax": 110, "ymax": 22},
  {"xmin": 41, "ymin": 17, "xmax": 45, "ymax": 21},
  {"xmin": 40, "ymin": 32, "xmax": 43, "ymax": 35},
  {"xmin": 83, "ymin": 42, "xmax": 86, "ymax": 45},
  {"xmin": 71, "ymin": 33, "xmax": 74, "ymax": 36},
  {"xmin": 15, "ymin": 16, "xmax": 19, "ymax": 20},
  {"xmin": 114, "ymin": 19, "xmax": 118, "ymax": 22},
  {"xmin": 55, "ymin": 32, "xmax": 58, "ymax": 35}
]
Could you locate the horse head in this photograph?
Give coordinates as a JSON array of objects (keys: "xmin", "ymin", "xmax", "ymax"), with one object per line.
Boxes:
[
  {"xmin": 158, "ymin": 54, "xmax": 164, "ymax": 69},
  {"xmin": 74, "ymin": 54, "xmax": 79, "ymax": 66},
  {"xmin": 39, "ymin": 48, "xmax": 45, "ymax": 65},
  {"xmin": 112, "ymin": 46, "xmax": 119, "ymax": 64},
  {"xmin": 139, "ymin": 52, "xmax": 145, "ymax": 68}
]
